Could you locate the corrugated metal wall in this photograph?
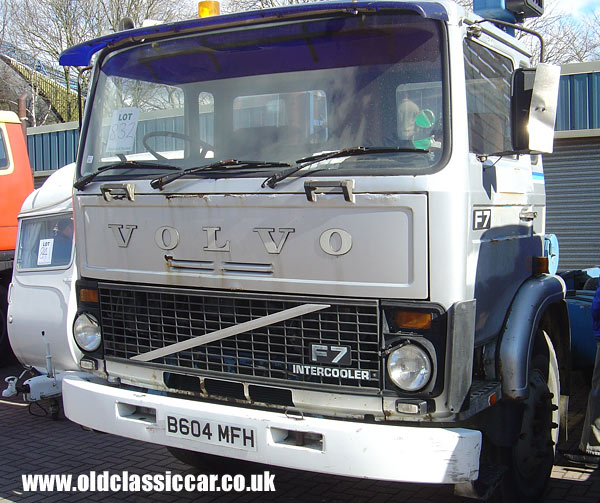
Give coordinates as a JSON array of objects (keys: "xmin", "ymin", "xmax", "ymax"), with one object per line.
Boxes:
[
  {"xmin": 543, "ymin": 137, "xmax": 600, "ymax": 271},
  {"xmin": 556, "ymin": 73, "xmax": 600, "ymax": 131},
  {"xmin": 27, "ymin": 122, "xmax": 79, "ymax": 173}
]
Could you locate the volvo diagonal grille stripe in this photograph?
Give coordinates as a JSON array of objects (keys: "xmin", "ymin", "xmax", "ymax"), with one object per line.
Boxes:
[
  {"xmin": 100, "ymin": 284, "xmax": 381, "ymax": 390},
  {"xmin": 131, "ymin": 304, "xmax": 331, "ymax": 362}
]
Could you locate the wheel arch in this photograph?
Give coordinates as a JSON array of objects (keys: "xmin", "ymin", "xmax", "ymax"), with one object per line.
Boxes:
[{"xmin": 498, "ymin": 274, "xmax": 570, "ymax": 401}]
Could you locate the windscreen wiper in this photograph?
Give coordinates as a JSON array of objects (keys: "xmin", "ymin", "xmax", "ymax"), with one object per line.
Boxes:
[
  {"xmin": 262, "ymin": 146, "xmax": 429, "ymax": 189},
  {"xmin": 150, "ymin": 159, "xmax": 291, "ymax": 190},
  {"xmin": 74, "ymin": 161, "xmax": 179, "ymax": 190}
]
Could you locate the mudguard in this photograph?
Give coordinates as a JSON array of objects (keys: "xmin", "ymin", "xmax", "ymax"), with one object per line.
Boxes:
[{"xmin": 498, "ymin": 274, "xmax": 566, "ymax": 400}]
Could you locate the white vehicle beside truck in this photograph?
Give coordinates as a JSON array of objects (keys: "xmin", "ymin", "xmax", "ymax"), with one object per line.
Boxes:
[
  {"xmin": 3, "ymin": 164, "xmax": 83, "ymax": 412},
  {"xmin": 55, "ymin": 0, "xmax": 567, "ymax": 500}
]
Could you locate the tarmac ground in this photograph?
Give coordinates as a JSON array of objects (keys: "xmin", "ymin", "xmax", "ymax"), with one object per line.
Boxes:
[{"xmin": 1, "ymin": 360, "xmax": 599, "ymax": 503}]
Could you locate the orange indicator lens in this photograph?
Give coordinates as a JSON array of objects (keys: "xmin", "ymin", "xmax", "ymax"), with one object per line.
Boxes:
[
  {"xmin": 394, "ymin": 311, "xmax": 432, "ymax": 330},
  {"xmin": 198, "ymin": 1, "xmax": 220, "ymax": 17},
  {"xmin": 79, "ymin": 288, "xmax": 99, "ymax": 303}
]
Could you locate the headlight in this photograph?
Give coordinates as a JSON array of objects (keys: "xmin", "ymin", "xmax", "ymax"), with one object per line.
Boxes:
[
  {"xmin": 387, "ymin": 342, "xmax": 432, "ymax": 391},
  {"xmin": 73, "ymin": 313, "xmax": 102, "ymax": 352}
]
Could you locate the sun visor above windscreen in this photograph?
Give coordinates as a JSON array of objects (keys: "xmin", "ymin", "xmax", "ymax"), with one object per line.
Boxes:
[
  {"xmin": 59, "ymin": 2, "xmax": 449, "ymax": 67},
  {"xmin": 101, "ymin": 16, "xmax": 441, "ymax": 85}
]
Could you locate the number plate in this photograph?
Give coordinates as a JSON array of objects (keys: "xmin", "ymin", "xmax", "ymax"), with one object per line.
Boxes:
[{"xmin": 165, "ymin": 414, "xmax": 257, "ymax": 451}]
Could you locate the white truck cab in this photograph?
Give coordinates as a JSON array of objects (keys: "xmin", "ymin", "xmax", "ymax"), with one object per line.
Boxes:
[
  {"xmin": 4, "ymin": 164, "xmax": 83, "ymax": 404},
  {"xmin": 59, "ymin": 1, "xmax": 566, "ymax": 500}
]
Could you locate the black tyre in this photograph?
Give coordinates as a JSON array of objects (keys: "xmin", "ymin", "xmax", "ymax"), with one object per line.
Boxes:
[
  {"xmin": 583, "ymin": 277, "xmax": 599, "ymax": 291},
  {"xmin": 167, "ymin": 447, "xmax": 260, "ymax": 473},
  {"xmin": 496, "ymin": 330, "xmax": 560, "ymax": 502}
]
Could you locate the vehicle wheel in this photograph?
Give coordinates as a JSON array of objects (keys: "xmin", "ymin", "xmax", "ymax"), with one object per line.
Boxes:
[
  {"xmin": 496, "ymin": 330, "xmax": 560, "ymax": 502},
  {"xmin": 0, "ymin": 285, "xmax": 14, "ymax": 367},
  {"xmin": 583, "ymin": 277, "xmax": 598, "ymax": 291},
  {"xmin": 167, "ymin": 447, "xmax": 260, "ymax": 473}
]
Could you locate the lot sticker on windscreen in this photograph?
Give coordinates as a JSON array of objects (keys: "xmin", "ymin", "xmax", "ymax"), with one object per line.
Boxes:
[
  {"xmin": 37, "ymin": 239, "xmax": 54, "ymax": 266},
  {"xmin": 105, "ymin": 108, "xmax": 140, "ymax": 153},
  {"xmin": 166, "ymin": 414, "xmax": 257, "ymax": 451}
]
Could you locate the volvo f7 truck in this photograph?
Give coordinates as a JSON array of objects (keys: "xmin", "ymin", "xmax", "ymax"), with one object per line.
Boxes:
[{"xmin": 58, "ymin": 1, "xmax": 566, "ymax": 500}]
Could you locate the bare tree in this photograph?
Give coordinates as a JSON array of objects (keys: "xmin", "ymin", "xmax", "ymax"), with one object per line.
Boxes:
[
  {"xmin": 0, "ymin": 2, "xmax": 9, "ymax": 44},
  {"xmin": 2, "ymin": 0, "xmax": 196, "ymax": 123},
  {"xmin": 92, "ymin": 0, "xmax": 195, "ymax": 35},
  {"xmin": 454, "ymin": 0, "xmax": 472, "ymax": 9},
  {"xmin": 223, "ymin": 0, "xmax": 316, "ymax": 14},
  {"xmin": 1, "ymin": 4, "xmax": 54, "ymax": 121},
  {"xmin": 582, "ymin": 12, "xmax": 600, "ymax": 61},
  {"xmin": 521, "ymin": 2, "xmax": 600, "ymax": 63},
  {"xmin": 7, "ymin": 0, "xmax": 195, "ymax": 80},
  {"xmin": 453, "ymin": 0, "xmax": 600, "ymax": 64},
  {"xmin": 0, "ymin": 60, "xmax": 59, "ymax": 124},
  {"xmin": 419, "ymin": 0, "xmax": 600, "ymax": 64}
]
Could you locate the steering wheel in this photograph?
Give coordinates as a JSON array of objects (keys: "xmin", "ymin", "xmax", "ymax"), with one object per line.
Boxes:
[{"xmin": 141, "ymin": 131, "xmax": 214, "ymax": 161}]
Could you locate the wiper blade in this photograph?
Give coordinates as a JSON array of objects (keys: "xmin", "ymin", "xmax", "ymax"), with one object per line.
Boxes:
[
  {"xmin": 74, "ymin": 161, "xmax": 179, "ymax": 190},
  {"xmin": 295, "ymin": 146, "xmax": 428, "ymax": 164},
  {"xmin": 150, "ymin": 159, "xmax": 291, "ymax": 190},
  {"xmin": 262, "ymin": 146, "xmax": 429, "ymax": 188}
]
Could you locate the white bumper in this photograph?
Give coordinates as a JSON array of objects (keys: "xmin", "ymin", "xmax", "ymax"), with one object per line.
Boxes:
[{"xmin": 63, "ymin": 376, "xmax": 481, "ymax": 484}]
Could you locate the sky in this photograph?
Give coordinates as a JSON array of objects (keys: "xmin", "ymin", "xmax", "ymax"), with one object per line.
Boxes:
[
  {"xmin": 549, "ymin": 0, "xmax": 600, "ymax": 17},
  {"xmin": 210, "ymin": 0, "xmax": 600, "ymax": 22},
  {"xmin": 216, "ymin": 0, "xmax": 600, "ymax": 18}
]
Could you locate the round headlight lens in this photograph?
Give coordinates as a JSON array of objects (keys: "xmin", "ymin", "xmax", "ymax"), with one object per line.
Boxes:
[
  {"xmin": 387, "ymin": 343, "xmax": 432, "ymax": 391},
  {"xmin": 73, "ymin": 313, "xmax": 102, "ymax": 352}
]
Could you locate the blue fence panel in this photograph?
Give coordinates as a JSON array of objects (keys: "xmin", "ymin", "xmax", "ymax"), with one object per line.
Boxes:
[
  {"xmin": 556, "ymin": 76, "xmax": 571, "ymax": 131},
  {"xmin": 27, "ymin": 125, "xmax": 79, "ymax": 172},
  {"xmin": 574, "ymin": 74, "xmax": 591, "ymax": 130},
  {"xmin": 592, "ymin": 73, "xmax": 600, "ymax": 129},
  {"xmin": 556, "ymin": 71, "xmax": 600, "ymax": 131}
]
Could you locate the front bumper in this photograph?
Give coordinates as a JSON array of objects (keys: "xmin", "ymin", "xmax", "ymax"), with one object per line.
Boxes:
[{"xmin": 63, "ymin": 375, "xmax": 481, "ymax": 484}]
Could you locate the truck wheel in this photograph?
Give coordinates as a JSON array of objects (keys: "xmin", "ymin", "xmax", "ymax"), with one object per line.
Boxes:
[
  {"xmin": 497, "ymin": 330, "xmax": 560, "ymax": 502},
  {"xmin": 0, "ymin": 285, "xmax": 14, "ymax": 367},
  {"xmin": 167, "ymin": 447, "xmax": 259, "ymax": 473},
  {"xmin": 583, "ymin": 277, "xmax": 598, "ymax": 291}
]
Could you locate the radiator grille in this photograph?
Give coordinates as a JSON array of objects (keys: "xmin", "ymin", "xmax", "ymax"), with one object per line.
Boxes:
[{"xmin": 100, "ymin": 284, "xmax": 381, "ymax": 391}]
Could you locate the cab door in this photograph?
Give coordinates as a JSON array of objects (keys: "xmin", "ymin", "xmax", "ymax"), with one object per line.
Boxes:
[{"xmin": 8, "ymin": 211, "xmax": 81, "ymax": 371}]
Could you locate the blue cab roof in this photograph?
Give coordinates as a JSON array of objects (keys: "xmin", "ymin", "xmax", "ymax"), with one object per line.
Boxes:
[{"xmin": 59, "ymin": 1, "xmax": 449, "ymax": 67}]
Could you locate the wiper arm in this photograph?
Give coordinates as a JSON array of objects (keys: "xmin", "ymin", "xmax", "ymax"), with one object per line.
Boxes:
[
  {"xmin": 150, "ymin": 159, "xmax": 291, "ymax": 190},
  {"xmin": 262, "ymin": 146, "xmax": 429, "ymax": 189},
  {"xmin": 74, "ymin": 161, "xmax": 179, "ymax": 190}
]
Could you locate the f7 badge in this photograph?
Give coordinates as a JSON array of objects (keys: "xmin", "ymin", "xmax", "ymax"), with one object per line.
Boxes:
[
  {"xmin": 473, "ymin": 209, "xmax": 491, "ymax": 230},
  {"xmin": 310, "ymin": 344, "xmax": 352, "ymax": 366}
]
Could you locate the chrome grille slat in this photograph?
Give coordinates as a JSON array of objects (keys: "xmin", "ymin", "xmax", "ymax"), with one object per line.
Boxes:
[{"xmin": 100, "ymin": 284, "xmax": 381, "ymax": 390}]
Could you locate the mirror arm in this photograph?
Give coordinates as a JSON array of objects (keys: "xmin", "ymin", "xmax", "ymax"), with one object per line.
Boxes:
[
  {"xmin": 473, "ymin": 19, "xmax": 545, "ymax": 63},
  {"xmin": 476, "ymin": 150, "xmax": 531, "ymax": 164}
]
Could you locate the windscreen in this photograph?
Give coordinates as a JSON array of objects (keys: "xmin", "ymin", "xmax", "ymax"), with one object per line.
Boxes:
[{"xmin": 80, "ymin": 13, "xmax": 446, "ymax": 181}]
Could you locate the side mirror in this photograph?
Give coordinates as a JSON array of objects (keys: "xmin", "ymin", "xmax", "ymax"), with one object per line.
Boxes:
[{"xmin": 512, "ymin": 64, "xmax": 560, "ymax": 154}]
